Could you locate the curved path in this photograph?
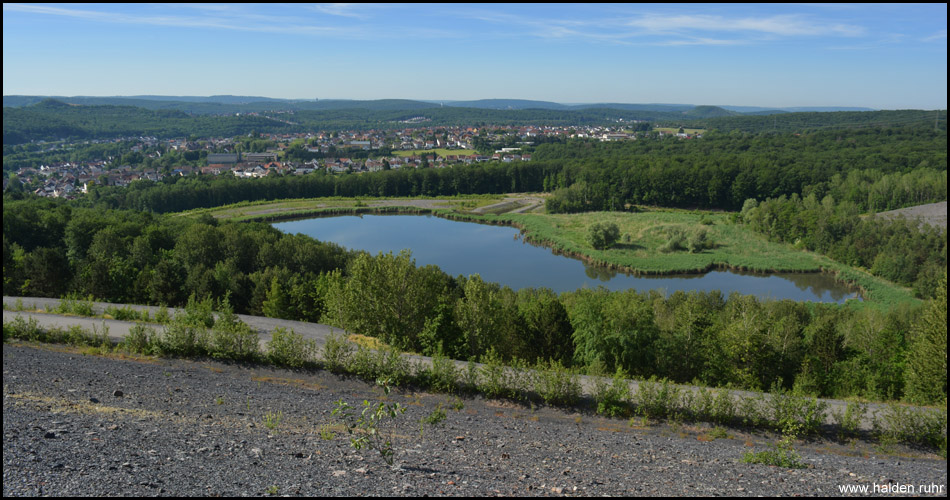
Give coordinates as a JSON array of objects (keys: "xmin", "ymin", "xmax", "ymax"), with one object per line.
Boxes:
[{"xmin": 1, "ymin": 296, "xmax": 935, "ymax": 432}]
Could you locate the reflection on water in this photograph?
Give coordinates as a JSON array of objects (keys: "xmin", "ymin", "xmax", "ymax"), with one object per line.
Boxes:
[{"xmin": 274, "ymin": 214, "xmax": 860, "ymax": 303}]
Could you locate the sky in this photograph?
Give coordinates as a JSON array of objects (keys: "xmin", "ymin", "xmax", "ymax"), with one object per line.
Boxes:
[{"xmin": 2, "ymin": 3, "xmax": 947, "ymax": 109}]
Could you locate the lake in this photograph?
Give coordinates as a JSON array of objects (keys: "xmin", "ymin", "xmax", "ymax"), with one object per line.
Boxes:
[{"xmin": 274, "ymin": 214, "xmax": 860, "ymax": 303}]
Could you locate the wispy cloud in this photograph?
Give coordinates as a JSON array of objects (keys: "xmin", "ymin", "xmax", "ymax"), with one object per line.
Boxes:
[
  {"xmin": 921, "ymin": 29, "xmax": 947, "ymax": 43},
  {"xmin": 454, "ymin": 8, "xmax": 868, "ymax": 47},
  {"xmin": 2, "ymin": 3, "xmax": 358, "ymax": 37},
  {"xmin": 625, "ymin": 14, "xmax": 865, "ymax": 38},
  {"xmin": 309, "ymin": 3, "xmax": 372, "ymax": 20}
]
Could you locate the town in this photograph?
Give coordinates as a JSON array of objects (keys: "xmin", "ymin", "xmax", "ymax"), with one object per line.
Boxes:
[{"xmin": 6, "ymin": 122, "xmax": 699, "ymax": 199}]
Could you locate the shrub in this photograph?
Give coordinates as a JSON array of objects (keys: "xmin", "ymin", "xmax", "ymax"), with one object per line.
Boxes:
[
  {"xmin": 422, "ymin": 353, "xmax": 461, "ymax": 394},
  {"xmin": 873, "ymin": 403, "xmax": 947, "ymax": 454},
  {"xmin": 593, "ymin": 369, "xmax": 632, "ymax": 418},
  {"xmin": 478, "ymin": 349, "xmax": 529, "ymax": 401},
  {"xmin": 635, "ymin": 377, "xmax": 683, "ymax": 419},
  {"xmin": 157, "ymin": 322, "xmax": 208, "ymax": 357},
  {"xmin": 104, "ymin": 305, "xmax": 145, "ymax": 322},
  {"xmin": 768, "ymin": 389, "xmax": 828, "ymax": 436},
  {"xmin": 57, "ymin": 293, "xmax": 96, "ymax": 317},
  {"xmin": 347, "ymin": 345, "xmax": 413, "ymax": 386},
  {"xmin": 320, "ymin": 332, "xmax": 354, "ymax": 373},
  {"xmin": 741, "ymin": 434, "xmax": 807, "ymax": 469},
  {"xmin": 587, "ymin": 222, "xmax": 621, "ymax": 250},
  {"xmin": 332, "ymin": 379, "xmax": 408, "ymax": 466},
  {"xmin": 178, "ymin": 293, "xmax": 215, "ymax": 329},
  {"xmin": 209, "ymin": 320, "xmax": 259, "ymax": 361},
  {"xmin": 532, "ymin": 359, "xmax": 582, "ymax": 406},
  {"xmin": 123, "ymin": 324, "xmax": 157, "ymax": 354},
  {"xmin": 266, "ymin": 327, "xmax": 315, "ymax": 368},
  {"xmin": 831, "ymin": 401, "xmax": 867, "ymax": 438}
]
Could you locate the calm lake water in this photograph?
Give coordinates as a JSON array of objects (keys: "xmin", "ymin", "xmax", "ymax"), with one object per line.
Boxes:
[{"xmin": 274, "ymin": 214, "xmax": 860, "ymax": 303}]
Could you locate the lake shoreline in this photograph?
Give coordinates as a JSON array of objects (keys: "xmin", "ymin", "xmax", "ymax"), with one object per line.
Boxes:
[{"xmin": 269, "ymin": 209, "xmax": 863, "ymax": 302}]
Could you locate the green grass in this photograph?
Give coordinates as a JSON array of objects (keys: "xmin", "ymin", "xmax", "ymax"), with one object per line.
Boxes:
[
  {"xmin": 444, "ymin": 209, "xmax": 917, "ymax": 307},
  {"xmin": 458, "ymin": 209, "xmax": 832, "ymax": 273},
  {"xmin": 176, "ymin": 194, "xmax": 505, "ymax": 221}
]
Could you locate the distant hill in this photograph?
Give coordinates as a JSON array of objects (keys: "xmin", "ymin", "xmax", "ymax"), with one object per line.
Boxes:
[
  {"xmin": 2, "ymin": 96, "xmax": 440, "ymax": 114},
  {"xmin": 683, "ymin": 105, "xmax": 738, "ymax": 118},
  {"xmin": 719, "ymin": 105, "xmax": 876, "ymax": 113},
  {"xmin": 442, "ymin": 99, "xmax": 571, "ymax": 110},
  {"xmin": 5, "ymin": 95, "xmax": 938, "ymax": 145},
  {"xmin": 4, "ymin": 95, "xmax": 881, "ymax": 117}
]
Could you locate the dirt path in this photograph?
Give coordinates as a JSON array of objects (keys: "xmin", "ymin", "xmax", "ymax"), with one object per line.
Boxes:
[{"xmin": 472, "ymin": 195, "xmax": 545, "ymax": 214}]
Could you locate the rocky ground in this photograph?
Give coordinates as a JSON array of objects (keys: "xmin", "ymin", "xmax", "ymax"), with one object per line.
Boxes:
[
  {"xmin": 4, "ymin": 342, "xmax": 946, "ymax": 497},
  {"xmin": 875, "ymin": 201, "xmax": 947, "ymax": 230}
]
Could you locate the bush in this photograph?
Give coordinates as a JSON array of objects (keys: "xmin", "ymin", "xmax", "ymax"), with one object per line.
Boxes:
[
  {"xmin": 265, "ymin": 327, "xmax": 315, "ymax": 368},
  {"xmin": 320, "ymin": 332, "xmax": 354, "ymax": 373},
  {"xmin": 157, "ymin": 322, "xmax": 208, "ymax": 357},
  {"xmin": 347, "ymin": 345, "xmax": 413, "ymax": 386},
  {"xmin": 635, "ymin": 377, "xmax": 684, "ymax": 419},
  {"xmin": 123, "ymin": 324, "xmax": 157, "ymax": 354},
  {"xmin": 587, "ymin": 222, "xmax": 621, "ymax": 250},
  {"xmin": 593, "ymin": 369, "xmax": 632, "ymax": 418},
  {"xmin": 831, "ymin": 401, "xmax": 867, "ymax": 438},
  {"xmin": 209, "ymin": 320, "xmax": 259, "ymax": 361},
  {"xmin": 422, "ymin": 353, "xmax": 462, "ymax": 394},
  {"xmin": 873, "ymin": 403, "xmax": 947, "ymax": 454},
  {"xmin": 741, "ymin": 434, "xmax": 807, "ymax": 469},
  {"xmin": 56, "ymin": 293, "xmax": 96, "ymax": 317},
  {"xmin": 478, "ymin": 349, "xmax": 529, "ymax": 401},
  {"xmin": 768, "ymin": 389, "xmax": 828, "ymax": 436},
  {"xmin": 532, "ymin": 359, "xmax": 582, "ymax": 406},
  {"xmin": 690, "ymin": 387, "xmax": 737, "ymax": 425}
]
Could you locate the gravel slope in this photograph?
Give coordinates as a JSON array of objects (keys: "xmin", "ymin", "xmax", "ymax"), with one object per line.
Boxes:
[
  {"xmin": 1, "ymin": 296, "xmax": 931, "ymax": 433},
  {"xmin": 875, "ymin": 201, "xmax": 947, "ymax": 230},
  {"xmin": 4, "ymin": 343, "xmax": 946, "ymax": 497}
]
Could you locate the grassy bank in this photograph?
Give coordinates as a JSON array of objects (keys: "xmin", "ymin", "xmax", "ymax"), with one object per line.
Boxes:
[
  {"xmin": 440, "ymin": 209, "xmax": 919, "ymax": 308},
  {"xmin": 176, "ymin": 194, "xmax": 505, "ymax": 222}
]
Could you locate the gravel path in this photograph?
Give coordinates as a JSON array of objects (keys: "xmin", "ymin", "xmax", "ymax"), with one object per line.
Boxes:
[{"xmin": 4, "ymin": 342, "xmax": 946, "ymax": 497}]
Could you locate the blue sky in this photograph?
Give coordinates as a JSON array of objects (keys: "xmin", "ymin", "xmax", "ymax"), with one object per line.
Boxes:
[{"xmin": 3, "ymin": 3, "xmax": 946, "ymax": 109}]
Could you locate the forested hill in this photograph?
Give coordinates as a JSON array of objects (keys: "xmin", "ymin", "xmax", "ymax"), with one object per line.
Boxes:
[
  {"xmin": 4, "ymin": 96, "xmax": 944, "ymax": 145},
  {"xmin": 698, "ymin": 109, "xmax": 946, "ymax": 133},
  {"xmin": 1, "ymin": 100, "xmax": 298, "ymax": 145},
  {"xmin": 1, "ymin": 99, "xmax": 733, "ymax": 145}
]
